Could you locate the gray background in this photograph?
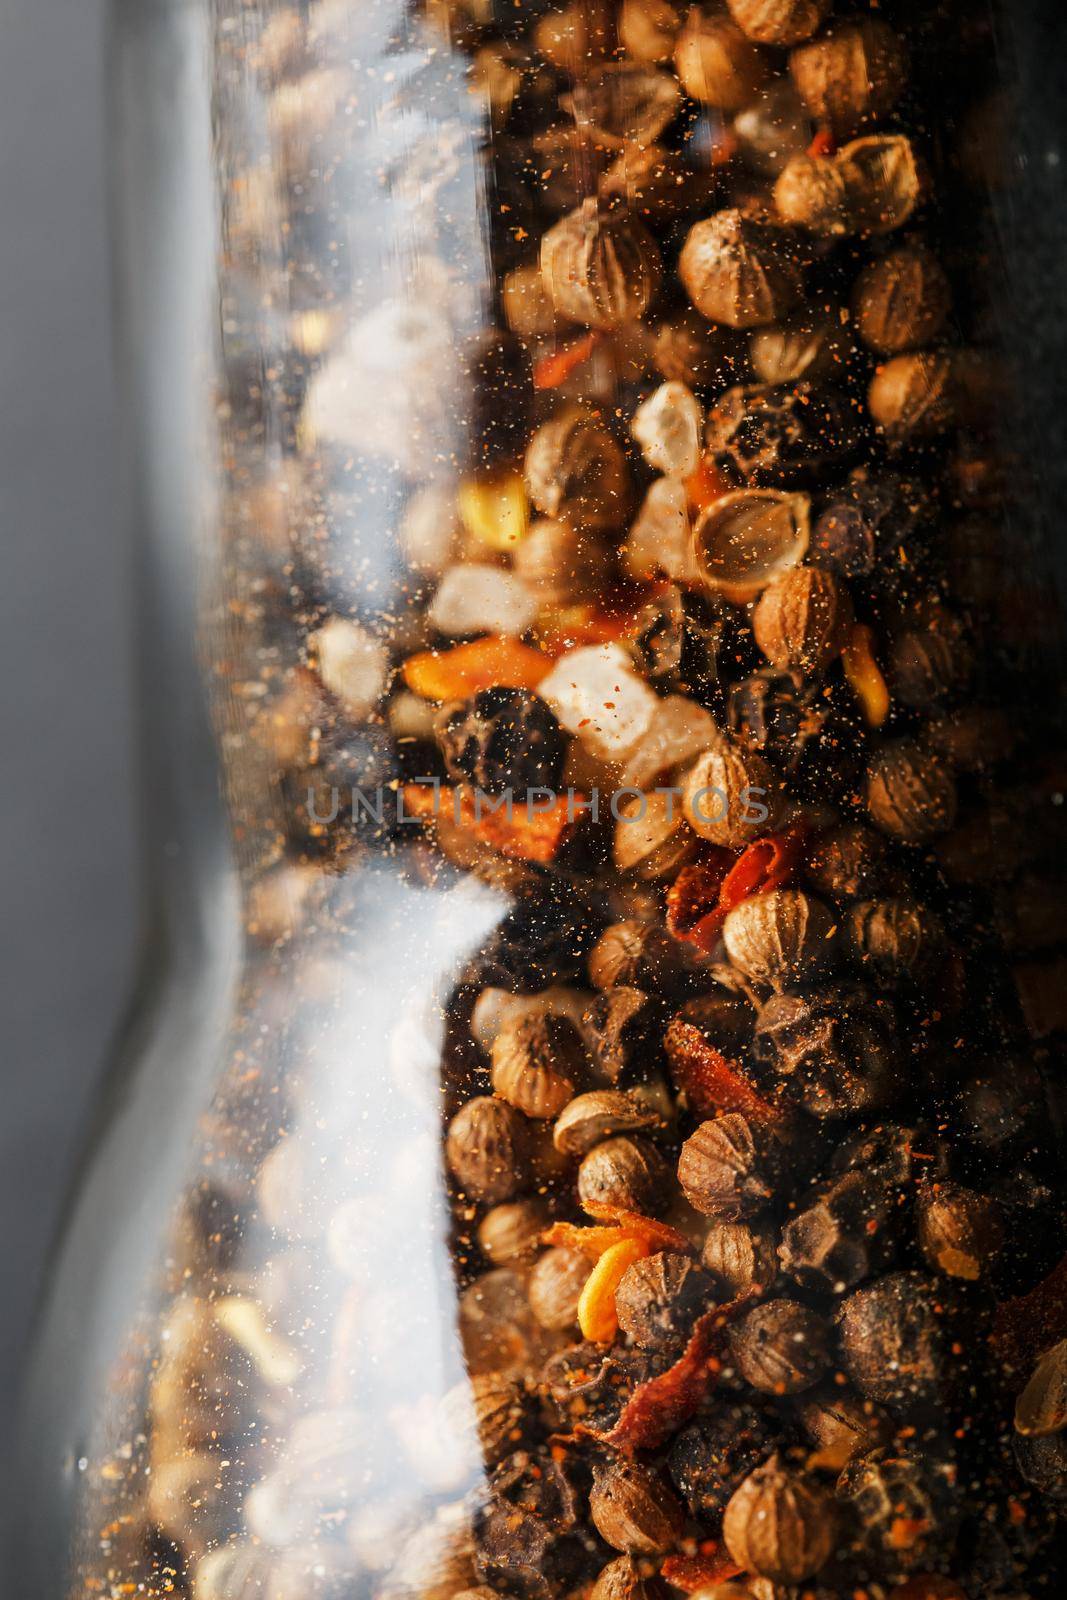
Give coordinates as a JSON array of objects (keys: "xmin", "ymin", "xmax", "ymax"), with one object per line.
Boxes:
[{"xmin": 0, "ymin": 0, "xmax": 136, "ymax": 1571}]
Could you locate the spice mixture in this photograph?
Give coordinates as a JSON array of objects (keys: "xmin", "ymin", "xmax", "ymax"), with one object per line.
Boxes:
[{"xmin": 74, "ymin": 1, "xmax": 1067, "ymax": 1597}]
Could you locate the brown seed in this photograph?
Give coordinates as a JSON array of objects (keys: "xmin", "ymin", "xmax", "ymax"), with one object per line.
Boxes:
[
  {"xmin": 779, "ymin": 1169, "xmax": 894, "ymax": 1292},
  {"xmin": 589, "ymin": 1556, "xmax": 662, "ymax": 1600},
  {"xmin": 491, "ymin": 1012, "xmax": 587, "ymax": 1120},
  {"xmin": 726, "ymin": 0, "xmax": 829, "ymax": 46},
  {"xmin": 789, "ymin": 18, "xmax": 908, "ymax": 139},
  {"xmin": 916, "ymin": 1181, "xmax": 1004, "ymax": 1282},
  {"xmin": 589, "ymin": 1457, "xmax": 686, "ymax": 1554},
  {"xmin": 868, "ymin": 350, "xmax": 957, "ymax": 441},
  {"xmin": 749, "ymin": 307, "xmax": 851, "ymax": 386},
  {"xmin": 723, "ymin": 1454, "xmax": 837, "ymax": 1582},
  {"xmin": 866, "ymin": 740, "xmax": 957, "ymax": 844},
  {"xmin": 620, "ymin": 0, "xmax": 683, "ymax": 64},
  {"xmin": 753, "ymin": 983, "xmax": 899, "ymax": 1120},
  {"xmin": 578, "ymin": 1135, "xmax": 672, "ymax": 1216},
  {"xmin": 722, "ymin": 888, "xmax": 837, "ymax": 992},
  {"xmin": 846, "ymin": 896, "xmax": 942, "ymax": 987},
  {"xmin": 681, "ymin": 740, "xmax": 784, "ymax": 850},
  {"xmin": 889, "ymin": 608, "xmax": 973, "ymax": 707},
  {"xmin": 527, "ymin": 1247, "xmax": 591, "ymax": 1331},
  {"xmin": 1015, "ymin": 1339, "xmax": 1067, "ymax": 1438},
  {"xmin": 774, "ymin": 153, "xmax": 852, "ymax": 236},
  {"xmin": 502, "ymin": 263, "xmax": 562, "ymax": 340},
  {"xmin": 553, "ymin": 1089, "xmax": 661, "ymax": 1158},
  {"xmin": 650, "ymin": 310, "xmax": 736, "ymax": 387},
  {"xmin": 541, "ymin": 200, "xmax": 662, "ymax": 332},
  {"xmin": 674, "ymin": 8, "xmax": 771, "ymax": 110},
  {"xmin": 753, "ymin": 567, "xmax": 853, "ymax": 677},
  {"xmin": 562, "ymin": 63, "xmax": 682, "ymax": 149},
  {"xmin": 525, "ymin": 405, "xmax": 631, "ymax": 533},
  {"xmin": 679, "ymin": 209, "xmax": 804, "ymax": 330},
  {"xmin": 614, "ymin": 789, "xmax": 697, "ymax": 880},
  {"xmin": 678, "ymin": 1113, "xmax": 783, "ymax": 1218},
  {"xmin": 702, "ymin": 1218, "xmax": 779, "ymax": 1296},
  {"xmin": 803, "ymin": 821, "xmax": 888, "ymax": 901},
  {"xmin": 477, "ymin": 1199, "xmax": 551, "ymax": 1267},
  {"xmin": 588, "ymin": 920, "xmax": 690, "ymax": 993},
  {"xmin": 533, "ymin": 0, "xmax": 612, "ymax": 73},
  {"xmin": 836, "ymin": 134, "xmax": 922, "ymax": 235},
  {"xmin": 442, "ymin": 1372, "xmax": 531, "ymax": 1468},
  {"xmin": 446, "ymin": 1097, "xmax": 529, "ymax": 1204},
  {"xmin": 796, "ymin": 1382, "xmax": 890, "ymax": 1467},
  {"xmin": 729, "ymin": 1298, "xmax": 830, "ymax": 1395},
  {"xmin": 692, "ymin": 488, "xmax": 810, "ymax": 605},
  {"xmin": 853, "ymin": 241, "xmax": 952, "ymax": 355}
]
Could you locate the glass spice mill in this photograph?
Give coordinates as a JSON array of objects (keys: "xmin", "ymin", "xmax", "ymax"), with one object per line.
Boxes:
[{"xmin": 15, "ymin": 0, "xmax": 1067, "ymax": 1596}]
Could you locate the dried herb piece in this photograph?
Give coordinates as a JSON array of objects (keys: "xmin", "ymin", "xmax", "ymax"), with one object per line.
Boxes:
[{"xmin": 752, "ymin": 567, "xmax": 854, "ymax": 677}]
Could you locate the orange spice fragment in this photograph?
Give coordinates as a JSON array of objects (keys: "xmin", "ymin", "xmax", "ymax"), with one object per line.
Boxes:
[{"xmin": 402, "ymin": 636, "xmax": 552, "ymax": 699}]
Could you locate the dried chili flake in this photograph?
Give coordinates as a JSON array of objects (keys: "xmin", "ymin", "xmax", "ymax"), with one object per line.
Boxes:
[
  {"xmin": 660, "ymin": 1546, "xmax": 743, "ymax": 1592},
  {"xmin": 401, "ymin": 783, "xmax": 577, "ymax": 863},
  {"xmin": 533, "ymin": 332, "xmax": 601, "ymax": 391},
  {"xmin": 667, "ymin": 829, "xmax": 807, "ymax": 954},
  {"xmin": 402, "ymin": 637, "xmax": 552, "ymax": 699},
  {"xmin": 586, "ymin": 1295, "xmax": 754, "ymax": 1453},
  {"xmin": 684, "ymin": 457, "xmax": 734, "ymax": 514},
  {"xmin": 807, "ymin": 127, "xmax": 837, "ymax": 158},
  {"xmin": 544, "ymin": 1211, "xmax": 692, "ymax": 1262},
  {"xmin": 664, "ymin": 1019, "xmax": 782, "ymax": 1126},
  {"xmin": 666, "ymin": 856, "xmax": 733, "ymax": 948}
]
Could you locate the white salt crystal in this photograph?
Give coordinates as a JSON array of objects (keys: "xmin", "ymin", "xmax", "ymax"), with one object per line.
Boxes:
[
  {"xmin": 310, "ymin": 616, "xmax": 388, "ymax": 717},
  {"xmin": 539, "ymin": 642, "xmax": 659, "ymax": 760},
  {"xmin": 427, "ymin": 564, "xmax": 539, "ymax": 637}
]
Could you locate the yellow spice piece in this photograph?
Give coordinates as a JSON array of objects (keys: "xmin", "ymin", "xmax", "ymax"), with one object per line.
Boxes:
[
  {"xmin": 842, "ymin": 622, "xmax": 891, "ymax": 728},
  {"xmin": 577, "ymin": 1235, "xmax": 649, "ymax": 1344},
  {"xmin": 458, "ymin": 471, "xmax": 529, "ymax": 552}
]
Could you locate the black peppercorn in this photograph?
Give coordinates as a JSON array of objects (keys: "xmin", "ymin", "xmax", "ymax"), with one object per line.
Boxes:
[
  {"xmin": 473, "ymin": 1450, "xmax": 604, "ymax": 1600},
  {"xmin": 667, "ymin": 1403, "xmax": 782, "ymax": 1520},
  {"xmin": 779, "ymin": 1169, "xmax": 895, "ymax": 1292},
  {"xmin": 437, "ymin": 687, "xmax": 567, "ymax": 797},
  {"xmin": 541, "ymin": 1343, "xmax": 668, "ymax": 1434},
  {"xmin": 614, "ymin": 1251, "xmax": 716, "ymax": 1350},
  {"xmin": 810, "ymin": 471, "xmax": 927, "ymax": 584},
  {"xmin": 728, "ymin": 1297, "xmax": 831, "ymax": 1395},
  {"xmin": 836, "ymin": 1448, "xmax": 959, "ymax": 1577},
  {"xmin": 726, "ymin": 669, "xmax": 829, "ymax": 773},
  {"xmin": 804, "ymin": 821, "xmax": 889, "ymax": 901},
  {"xmin": 837, "ymin": 1271, "xmax": 955, "ymax": 1412},
  {"xmin": 583, "ymin": 988, "xmax": 665, "ymax": 1086},
  {"xmin": 753, "ymin": 983, "xmax": 900, "ymax": 1119},
  {"xmin": 706, "ymin": 382, "xmax": 862, "ymax": 485}
]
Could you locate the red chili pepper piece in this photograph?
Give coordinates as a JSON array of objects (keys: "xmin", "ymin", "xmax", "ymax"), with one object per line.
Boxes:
[
  {"xmin": 807, "ymin": 126, "xmax": 837, "ymax": 158},
  {"xmin": 588, "ymin": 1294, "xmax": 754, "ymax": 1453},
  {"xmin": 664, "ymin": 1019, "xmax": 782, "ymax": 1125},
  {"xmin": 665, "ymin": 855, "xmax": 733, "ymax": 948},
  {"xmin": 661, "ymin": 1548, "xmax": 743, "ymax": 1592},
  {"xmin": 532, "ymin": 331, "xmax": 600, "ymax": 391}
]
